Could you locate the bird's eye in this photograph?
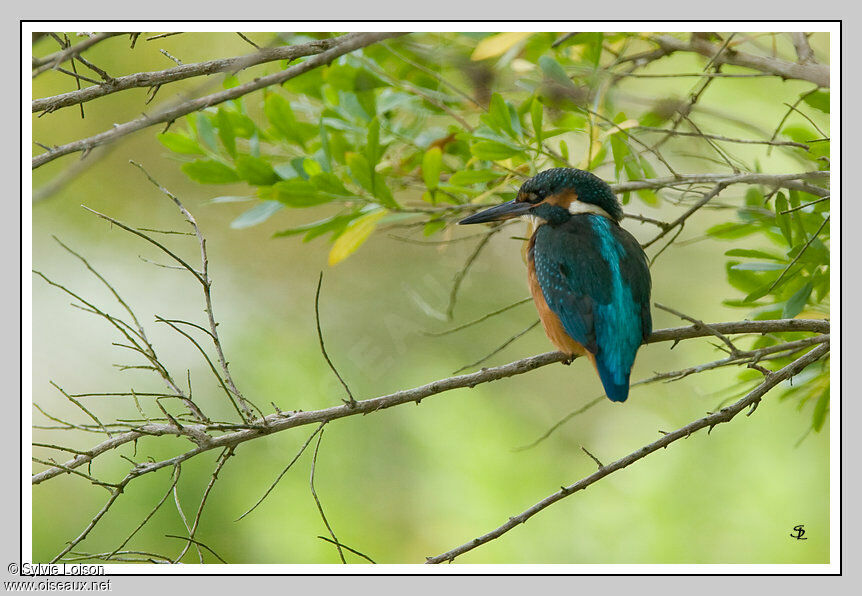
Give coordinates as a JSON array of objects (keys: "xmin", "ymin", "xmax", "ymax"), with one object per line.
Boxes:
[{"xmin": 526, "ymin": 192, "xmax": 541, "ymax": 203}]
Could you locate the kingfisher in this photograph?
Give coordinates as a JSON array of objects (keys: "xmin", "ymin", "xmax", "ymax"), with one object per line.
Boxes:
[{"xmin": 458, "ymin": 168, "xmax": 651, "ymax": 402}]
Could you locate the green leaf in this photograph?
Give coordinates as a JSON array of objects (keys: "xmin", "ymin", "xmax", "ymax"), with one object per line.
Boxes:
[
  {"xmin": 346, "ymin": 152, "xmax": 374, "ymax": 193},
  {"xmin": 310, "ymin": 172, "xmax": 350, "ymax": 196},
  {"xmin": 636, "ymin": 188, "xmax": 658, "ymax": 206},
  {"xmin": 802, "ymin": 90, "xmax": 829, "ymax": 114},
  {"xmin": 730, "ymin": 262, "xmax": 785, "ymax": 271},
  {"xmin": 319, "ymin": 119, "xmax": 332, "ymax": 172},
  {"xmin": 774, "ymin": 192, "xmax": 793, "ymax": 246},
  {"xmin": 270, "ymin": 179, "xmax": 331, "ymax": 208},
  {"xmin": 158, "ymin": 133, "xmax": 204, "ymax": 155},
  {"xmin": 743, "ymin": 282, "xmax": 775, "ymax": 303},
  {"xmin": 609, "ymin": 134, "xmax": 628, "ymax": 179},
  {"xmin": 216, "ymin": 109, "xmax": 236, "ymax": 157},
  {"xmin": 366, "ymin": 116, "xmax": 382, "ymax": 166},
  {"xmin": 449, "ymin": 170, "xmax": 502, "ymax": 186},
  {"xmin": 470, "ymin": 140, "xmax": 520, "ymax": 160},
  {"xmin": 580, "ymin": 32, "xmax": 604, "ymax": 66},
  {"xmin": 273, "ymin": 212, "xmax": 358, "ymax": 240},
  {"xmin": 707, "ymin": 222, "xmax": 758, "ymax": 240},
  {"xmin": 230, "ymin": 201, "xmax": 283, "ymax": 229},
  {"xmin": 196, "ymin": 113, "xmax": 218, "ymax": 151},
  {"xmin": 346, "ymin": 152, "xmax": 397, "ymax": 208},
  {"xmin": 538, "ymin": 56, "xmax": 575, "ymax": 90},
  {"xmin": 181, "ymin": 160, "xmax": 239, "ymax": 184},
  {"xmin": 811, "ymin": 387, "xmax": 829, "ymax": 432},
  {"xmin": 422, "ymin": 147, "xmax": 443, "ymax": 191},
  {"xmin": 235, "ymin": 155, "xmax": 280, "ymax": 186},
  {"xmin": 487, "ymin": 93, "xmax": 515, "ymax": 136},
  {"xmin": 265, "ymin": 94, "xmax": 305, "ymax": 147},
  {"xmin": 783, "ymin": 282, "xmax": 813, "ymax": 318},
  {"xmin": 530, "ymin": 96, "xmax": 543, "ymax": 146},
  {"xmin": 328, "ymin": 209, "xmax": 387, "ymax": 265},
  {"xmin": 223, "ymin": 110, "xmax": 256, "ymax": 138},
  {"xmin": 724, "ymin": 248, "xmax": 785, "ymax": 261},
  {"xmin": 782, "ymin": 125, "xmax": 817, "ymax": 144},
  {"xmin": 423, "ymin": 219, "xmax": 446, "ymax": 236}
]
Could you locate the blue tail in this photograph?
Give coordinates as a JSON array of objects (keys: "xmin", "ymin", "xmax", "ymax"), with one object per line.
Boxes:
[{"xmin": 595, "ymin": 358, "xmax": 631, "ymax": 402}]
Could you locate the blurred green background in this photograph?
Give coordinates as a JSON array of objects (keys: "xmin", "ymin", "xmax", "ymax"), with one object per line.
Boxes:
[{"xmin": 31, "ymin": 31, "xmax": 829, "ymax": 565}]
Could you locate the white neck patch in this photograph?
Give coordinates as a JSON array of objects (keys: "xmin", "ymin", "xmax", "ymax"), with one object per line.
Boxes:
[
  {"xmin": 520, "ymin": 202, "xmax": 612, "ymax": 227},
  {"xmin": 568, "ymin": 201, "xmax": 612, "ymax": 218}
]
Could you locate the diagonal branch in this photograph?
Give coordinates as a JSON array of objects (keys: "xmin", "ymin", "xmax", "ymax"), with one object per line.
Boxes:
[
  {"xmin": 651, "ymin": 34, "xmax": 829, "ymax": 87},
  {"xmin": 425, "ymin": 341, "xmax": 829, "ymax": 563},
  {"xmin": 33, "ymin": 33, "xmax": 367, "ymax": 113},
  {"xmin": 32, "ymin": 32, "xmax": 407, "ymax": 169},
  {"xmin": 33, "ymin": 33, "xmax": 127, "ymax": 74}
]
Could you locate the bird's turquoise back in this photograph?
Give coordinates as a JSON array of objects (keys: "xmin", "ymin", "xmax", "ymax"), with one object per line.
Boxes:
[{"xmin": 532, "ymin": 214, "xmax": 651, "ymax": 402}]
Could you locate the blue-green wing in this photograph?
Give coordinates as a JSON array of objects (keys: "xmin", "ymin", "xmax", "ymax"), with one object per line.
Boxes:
[{"xmin": 532, "ymin": 216, "xmax": 651, "ymax": 401}]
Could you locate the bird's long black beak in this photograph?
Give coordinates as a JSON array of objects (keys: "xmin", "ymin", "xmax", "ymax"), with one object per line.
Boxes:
[{"xmin": 458, "ymin": 200, "xmax": 532, "ymax": 225}]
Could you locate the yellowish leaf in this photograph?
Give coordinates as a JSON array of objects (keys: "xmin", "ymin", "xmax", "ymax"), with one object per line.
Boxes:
[
  {"xmin": 328, "ymin": 210, "xmax": 387, "ymax": 266},
  {"xmin": 600, "ymin": 119, "xmax": 640, "ymax": 140},
  {"xmin": 511, "ymin": 58, "xmax": 535, "ymax": 73},
  {"xmin": 471, "ymin": 32, "xmax": 532, "ymax": 61}
]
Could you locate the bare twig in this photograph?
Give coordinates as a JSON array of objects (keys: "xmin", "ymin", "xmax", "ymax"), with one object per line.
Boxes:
[
  {"xmin": 33, "ymin": 32, "xmax": 406, "ymax": 168},
  {"xmin": 309, "ymin": 428, "xmax": 346, "ymax": 564},
  {"xmin": 452, "ymin": 320, "xmax": 540, "ymax": 374},
  {"xmin": 315, "ymin": 273, "xmax": 356, "ymax": 407},
  {"xmin": 425, "ymin": 341, "xmax": 829, "ymax": 563},
  {"xmin": 236, "ymin": 423, "xmax": 324, "ymax": 521},
  {"xmin": 651, "ymin": 34, "xmax": 829, "ymax": 87},
  {"xmin": 34, "ymin": 33, "xmax": 361, "ymax": 113},
  {"xmin": 174, "ymin": 447, "xmax": 234, "ymax": 563},
  {"xmin": 32, "ymin": 318, "xmax": 829, "ymax": 486},
  {"xmin": 424, "ymin": 297, "xmax": 532, "ymax": 337},
  {"xmin": 33, "ymin": 33, "xmax": 126, "ymax": 74},
  {"xmin": 446, "ymin": 228, "xmax": 497, "ymax": 320}
]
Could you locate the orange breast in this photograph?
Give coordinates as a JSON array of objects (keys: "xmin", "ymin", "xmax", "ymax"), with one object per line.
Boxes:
[{"xmin": 526, "ymin": 236, "xmax": 589, "ymax": 358}]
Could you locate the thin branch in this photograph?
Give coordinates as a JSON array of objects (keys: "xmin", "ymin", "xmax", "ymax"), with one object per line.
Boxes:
[
  {"xmin": 642, "ymin": 183, "xmax": 727, "ymax": 249},
  {"xmin": 309, "ymin": 428, "xmax": 346, "ymax": 564},
  {"xmin": 446, "ymin": 228, "xmax": 497, "ymax": 320},
  {"xmin": 32, "ymin": 318, "xmax": 829, "ymax": 486},
  {"xmin": 174, "ymin": 447, "xmax": 234, "ymax": 563},
  {"xmin": 635, "ymin": 126, "xmax": 811, "ymax": 151},
  {"xmin": 651, "ymin": 34, "xmax": 829, "ymax": 87},
  {"xmin": 780, "ymin": 195, "xmax": 829, "ymax": 214},
  {"xmin": 518, "ymin": 334, "xmax": 829, "ymax": 450},
  {"xmin": 765, "ymin": 215, "xmax": 829, "ymax": 293},
  {"xmin": 425, "ymin": 341, "xmax": 829, "ymax": 563},
  {"xmin": 33, "ymin": 32, "xmax": 407, "ymax": 168},
  {"xmin": 315, "ymin": 273, "xmax": 355, "ymax": 407},
  {"xmin": 34, "ymin": 33, "xmax": 362, "ymax": 113},
  {"xmin": 317, "ymin": 536, "xmax": 376, "ymax": 564},
  {"xmin": 424, "ymin": 297, "xmax": 532, "ymax": 337},
  {"xmin": 236, "ymin": 424, "xmax": 324, "ymax": 521},
  {"xmin": 452, "ymin": 320, "xmax": 540, "ymax": 374},
  {"xmin": 33, "ymin": 33, "xmax": 126, "ymax": 73}
]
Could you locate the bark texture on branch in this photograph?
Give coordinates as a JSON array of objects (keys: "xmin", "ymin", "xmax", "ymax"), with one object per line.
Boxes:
[
  {"xmin": 425, "ymin": 340, "xmax": 830, "ymax": 563},
  {"xmin": 33, "ymin": 34, "xmax": 363, "ymax": 113},
  {"xmin": 32, "ymin": 32, "xmax": 406, "ymax": 169},
  {"xmin": 32, "ymin": 317, "xmax": 829, "ymax": 485},
  {"xmin": 653, "ymin": 35, "xmax": 830, "ymax": 88}
]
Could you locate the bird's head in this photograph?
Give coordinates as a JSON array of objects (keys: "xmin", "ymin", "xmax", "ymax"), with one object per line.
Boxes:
[{"xmin": 458, "ymin": 168, "xmax": 622, "ymax": 227}]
